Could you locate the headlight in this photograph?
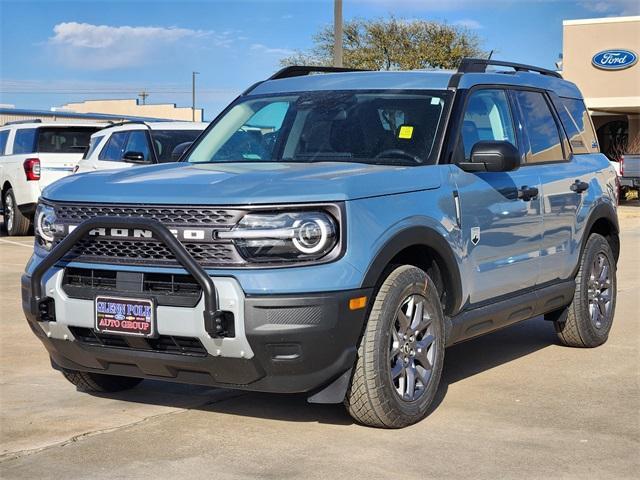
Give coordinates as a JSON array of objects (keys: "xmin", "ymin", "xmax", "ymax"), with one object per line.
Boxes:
[
  {"xmin": 218, "ymin": 211, "xmax": 338, "ymax": 263},
  {"xmin": 35, "ymin": 203, "xmax": 58, "ymax": 252}
]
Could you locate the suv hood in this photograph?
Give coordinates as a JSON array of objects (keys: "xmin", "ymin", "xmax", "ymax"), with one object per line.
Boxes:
[{"xmin": 42, "ymin": 162, "xmax": 441, "ymax": 205}]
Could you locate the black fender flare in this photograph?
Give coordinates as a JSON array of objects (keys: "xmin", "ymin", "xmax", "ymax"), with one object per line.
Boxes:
[
  {"xmin": 573, "ymin": 202, "xmax": 620, "ymax": 276},
  {"xmin": 361, "ymin": 226, "xmax": 463, "ymax": 315}
]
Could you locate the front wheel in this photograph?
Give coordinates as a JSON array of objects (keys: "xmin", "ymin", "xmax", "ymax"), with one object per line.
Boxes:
[
  {"xmin": 553, "ymin": 233, "xmax": 617, "ymax": 348},
  {"xmin": 345, "ymin": 265, "xmax": 445, "ymax": 428}
]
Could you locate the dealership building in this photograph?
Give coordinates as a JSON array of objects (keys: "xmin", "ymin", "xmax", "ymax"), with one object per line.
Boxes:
[{"xmin": 562, "ymin": 15, "xmax": 640, "ymax": 158}]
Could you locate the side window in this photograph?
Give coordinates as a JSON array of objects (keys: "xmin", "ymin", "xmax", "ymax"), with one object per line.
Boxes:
[
  {"xmin": 99, "ymin": 132, "xmax": 129, "ymax": 161},
  {"xmin": 12, "ymin": 128, "xmax": 37, "ymax": 154},
  {"xmin": 459, "ymin": 89, "xmax": 516, "ymax": 161},
  {"xmin": 0, "ymin": 130, "xmax": 9, "ymax": 155},
  {"xmin": 123, "ymin": 131, "xmax": 151, "ymax": 162},
  {"xmin": 514, "ymin": 91, "xmax": 564, "ymax": 164}
]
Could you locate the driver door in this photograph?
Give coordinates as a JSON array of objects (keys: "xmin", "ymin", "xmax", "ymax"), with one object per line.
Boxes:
[{"xmin": 451, "ymin": 88, "xmax": 543, "ymax": 305}]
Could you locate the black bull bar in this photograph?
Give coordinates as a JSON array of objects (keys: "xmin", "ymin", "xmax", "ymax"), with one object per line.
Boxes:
[{"xmin": 30, "ymin": 216, "xmax": 227, "ymax": 336}]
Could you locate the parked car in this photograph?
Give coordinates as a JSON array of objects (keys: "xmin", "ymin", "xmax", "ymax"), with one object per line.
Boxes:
[
  {"xmin": 74, "ymin": 121, "xmax": 208, "ymax": 173},
  {"xmin": 619, "ymin": 153, "xmax": 640, "ymax": 195},
  {"xmin": 22, "ymin": 60, "xmax": 619, "ymax": 428},
  {"xmin": 0, "ymin": 120, "xmax": 103, "ymax": 235}
]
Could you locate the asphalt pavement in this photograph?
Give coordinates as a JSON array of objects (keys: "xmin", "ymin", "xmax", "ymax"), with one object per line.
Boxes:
[{"xmin": 1, "ymin": 207, "xmax": 638, "ymax": 479}]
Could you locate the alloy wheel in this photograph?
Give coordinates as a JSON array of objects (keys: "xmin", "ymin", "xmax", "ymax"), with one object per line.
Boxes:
[
  {"xmin": 389, "ymin": 294, "xmax": 437, "ymax": 401},
  {"xmin": 4, "ymin": 193, "xmax": 14, "ymax": 233},
  {"xmin": 587, "ymin": 252, "xmax": 612, "ymax": 329}
]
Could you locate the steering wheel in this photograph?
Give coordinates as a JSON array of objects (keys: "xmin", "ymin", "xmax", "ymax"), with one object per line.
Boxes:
[{"xmin": 374, "ymin": 149, "xmax": 422, "ymax": 163}]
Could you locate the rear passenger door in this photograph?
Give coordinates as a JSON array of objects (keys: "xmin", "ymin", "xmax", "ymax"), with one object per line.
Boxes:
[
  {"xmin": 513, "ymin": 90, "xmax": 594, "ymax": 283},
  {"xmin": 451, "ymin": 88, "xmax": 543, "ymax": 304}
]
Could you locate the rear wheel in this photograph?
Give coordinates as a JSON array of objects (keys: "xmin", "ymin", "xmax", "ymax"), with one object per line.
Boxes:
[
  {"xmin": 553, "ymin": 233, "xmax": 617, "ymax": 348},
  {"xmin": 61, "ymin": 369, "xmax": 143, "ymax": 393},
  {"xmin": 2, "ymin": 188, "xmax": 31, "ymax": 236},
  {"xmin": 345, "ymin": 265, "xmax": 445, "ymax": 428}
]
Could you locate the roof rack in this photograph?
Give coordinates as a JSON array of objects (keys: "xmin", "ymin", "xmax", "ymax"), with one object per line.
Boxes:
[
  {"xmin": 458, "ymin": 58, "xmax": 562, "ymax": 79},
  {"xmin": 4, "ymin": 119, "xmax": 43, "ymax": 126},
  {"xmin": 269, "ymin": 65, "xmax": 369, "ymax": 80}
]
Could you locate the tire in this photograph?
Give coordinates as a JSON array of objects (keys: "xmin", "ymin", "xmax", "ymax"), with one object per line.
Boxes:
[
  {"xmin": 61, "ymin": 369, "xmax": 143, "ymax": 393},
  {"xmin": 3, "ymin": 188, "xmax": 31, "ymax": 236},
  {"xmin": 553, "ymin": 233, "xmax": 617, "ymax": 348},
  {"xmin": 345, "ymin": 265, "xmax": 445, "ymax": 428}
]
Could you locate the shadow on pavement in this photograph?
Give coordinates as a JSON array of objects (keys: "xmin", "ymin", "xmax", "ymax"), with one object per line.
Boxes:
[{"xmin": 86, "ymin": 315, "xmax": 557, "ymax": 427}]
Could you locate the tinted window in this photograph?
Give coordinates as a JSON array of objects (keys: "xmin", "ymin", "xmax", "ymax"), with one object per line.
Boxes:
[
  {"xmin": 124, "ymin": 130, "xmax": 151, "ymax": 162},
  {"xmin": 36, "ymin": 127, "xmax": 96, "ymax": 153},
  {"xmin": 0, "ymin": 130, "xmax": 8, "ymax": 155},
  {"xmin": 561, "ymin": 98, "xmax": 598, "ymax": 153},
  {"xmin": 13, "ymin": 128, "xmax": 37, "ymax": 154},
  {"xmin": 150, "ymin": 130, "xmax": 202, "ymax": 163},
  {"xmin": 459, "ymin": 89, "xmax": 516, "ymax": 161},
  {"xmin": 514, "ymin": 91, "xmax": 564, "ymax": 164},
  {"xmin": 83, "ymin": 135, "xmax": 104, "ymax": 159},
  {"xmin": 188, "ymin": 91, "xmax": 450, "ymax": 166},
  {"xmin": 99, "ymin": 132, "xmax": 129, "ymax": 161}
]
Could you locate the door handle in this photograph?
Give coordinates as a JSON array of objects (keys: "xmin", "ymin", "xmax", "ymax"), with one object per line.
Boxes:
[
  {"xmin": 570, "ymin": 180, "xmax": 589, "ymax": 193},
  {"xmin": 517, "ymin": 185, "xmax": 539, "ymax": 201}
]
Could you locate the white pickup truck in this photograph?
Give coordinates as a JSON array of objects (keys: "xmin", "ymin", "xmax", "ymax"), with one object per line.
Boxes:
[{"xmin": 0, "ymin": 121, "xmax": 103, "ymax": 235}]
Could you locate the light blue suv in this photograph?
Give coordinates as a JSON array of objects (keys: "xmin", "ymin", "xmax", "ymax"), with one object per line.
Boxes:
[{"xmin": 22, "ymin": 59, "xmax": 620, "ymax": 428}]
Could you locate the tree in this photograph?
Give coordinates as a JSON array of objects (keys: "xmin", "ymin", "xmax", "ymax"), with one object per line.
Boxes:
[{"xmin": 280, "ymin": 17, "xmax": 487, "ymax": 70}]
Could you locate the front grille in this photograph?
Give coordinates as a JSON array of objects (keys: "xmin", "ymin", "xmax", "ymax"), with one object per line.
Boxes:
[
  {"xmin": 69, "ymin": 327, "xmax": 208, "ymax": 356},
  {"xmin": 62, "ymin": 238, "xmax": 242, "ymax": 266},
  {"xmin": 56, "ymin": 204, "xmax": 245, "ymax": 226},
  {"xmin": 51, "ymin": 203, "xmax": 247, "ymax": 267},
  {"xmin": 62, "ymin": 268, "xmax": 202, "ymax": 307}
]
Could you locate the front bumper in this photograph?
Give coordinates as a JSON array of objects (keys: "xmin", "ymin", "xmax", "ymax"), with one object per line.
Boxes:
[{"xmin": 22, "ymin": 273, "xmax": 370, "ymax": 393}]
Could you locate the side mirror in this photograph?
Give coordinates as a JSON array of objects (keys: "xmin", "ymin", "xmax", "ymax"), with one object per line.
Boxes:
[
  {"xmin": 458, "ymin": 141, "xmax": 520, "ymax": 173},
  {"xmin": 171, "ymin": 142, "xmax": 193, "ymax": 162},
  {"xmin": 122, "ymin": 151, "xmax": 150, "ymax": 164}
]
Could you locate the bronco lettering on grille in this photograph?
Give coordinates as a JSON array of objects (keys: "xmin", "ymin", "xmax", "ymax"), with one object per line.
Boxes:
[{"xmin": 66, "ymin": 226, "xmax": 209, "ymax": 241}]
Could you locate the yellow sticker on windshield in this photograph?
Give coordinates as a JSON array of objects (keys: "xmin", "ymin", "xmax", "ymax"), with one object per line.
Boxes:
[{"xmin": 398, "ymin": 125, "xmax": 414, "ymax": 139}]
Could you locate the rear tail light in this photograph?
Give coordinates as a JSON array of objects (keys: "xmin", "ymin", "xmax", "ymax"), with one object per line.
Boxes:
[
  {"xmin": 620, "ymin": 156, "xmax": 624, "ymax": 176},
  {"xmin": 23, "ymin": 158, "xmax": 41, "ymax": 181}
]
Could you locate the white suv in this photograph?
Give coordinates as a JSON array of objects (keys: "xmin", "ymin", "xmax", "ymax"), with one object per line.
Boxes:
[
  {"xmin": 75, "ymin": 121, "xmax": 208, "ymax": 174},
  {"xmin": 0, "ymin": 121, "xmax": 103, "ymax": 235}
]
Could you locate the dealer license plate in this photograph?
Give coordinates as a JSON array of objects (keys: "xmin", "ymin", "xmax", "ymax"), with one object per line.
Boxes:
[{"xmin": 95, "ymin": 296, "xmax": 155, "ymax": 337}]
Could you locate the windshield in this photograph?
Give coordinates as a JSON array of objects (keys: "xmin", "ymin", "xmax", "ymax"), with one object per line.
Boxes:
[
  {"xmin": 151, "ymin": 130, "xmax": 203, "ymax": 163},
  {"xmin": 187, "ymin": 90, "xmax": 450, "ymax": 166},
  {"xmin": 37, "ymin": 127, "xmax": 99, "ymax": 154}
]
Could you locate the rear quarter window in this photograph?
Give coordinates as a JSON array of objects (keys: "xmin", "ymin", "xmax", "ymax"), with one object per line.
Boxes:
[
  {"xmin": 560, "ymin": 98, "xmax": 598, "ymax": 154},
  {"xmin": 12, "ymin": 128, "xmax": 37, "ymax": 154},
  {"xmin": 0, "ymin": 130, "xmax": 9, "ymax": 155}
]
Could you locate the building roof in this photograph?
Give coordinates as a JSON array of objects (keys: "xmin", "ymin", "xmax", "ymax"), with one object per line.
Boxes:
[
  {"xmin": 0, "ymin": 107, "xmax": 167, "ymax": 122},
  {"xmin": 563, "ymin": 15, "xmax": 640, "ymax": 26}
]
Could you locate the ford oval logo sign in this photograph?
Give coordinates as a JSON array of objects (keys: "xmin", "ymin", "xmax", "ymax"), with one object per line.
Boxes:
[{"xmin": 592, "ymin": 49, "xmax": 638, "ymax": 70}]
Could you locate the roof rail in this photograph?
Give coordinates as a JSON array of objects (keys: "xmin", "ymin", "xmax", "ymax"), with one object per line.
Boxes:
[
  {"xmin": 4, "ymin": 119, "xmax": 43, "ymax": 126},
  {"xmin": 458, "ymin": 58, "xmax": 562, "ymax": 79},
  {"xmin": 99, "ymin": 120, "xmax": 151, "ymax": 130},
  {"xmin": 269, "ymin": 65, "xmax": 369, "ymax": 80}
]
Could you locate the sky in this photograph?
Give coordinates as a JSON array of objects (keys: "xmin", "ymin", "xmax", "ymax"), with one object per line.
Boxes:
[{"xmin": 1, "ymin": 0, "xmax": 639, "ymax": 120}]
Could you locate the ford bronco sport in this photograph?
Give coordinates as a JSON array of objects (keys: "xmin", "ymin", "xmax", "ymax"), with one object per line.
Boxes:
[{"xmin": 22, "ymin": 59, "xmax": 620, "ymax": 428}]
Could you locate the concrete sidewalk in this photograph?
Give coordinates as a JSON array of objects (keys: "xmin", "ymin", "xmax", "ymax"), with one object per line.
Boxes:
[{"xmin": 1, "ymin": 209, "xmax": 638, "ymax": 479}]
